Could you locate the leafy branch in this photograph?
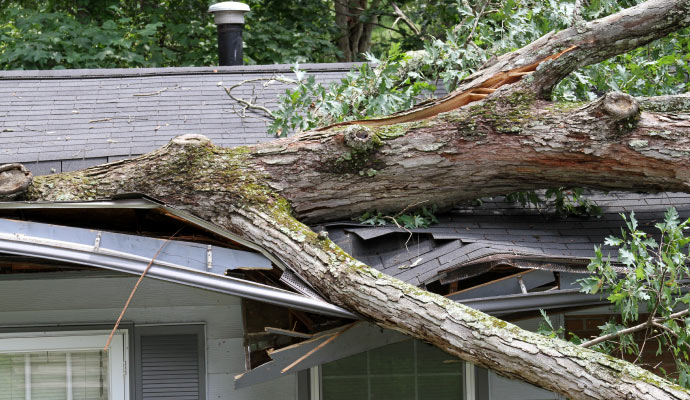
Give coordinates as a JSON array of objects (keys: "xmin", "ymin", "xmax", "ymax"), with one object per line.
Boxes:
[
  {"xmin": 505, "ymin": 188, "xmax": 602, "ymax": 218},
  {"xmin": 540, "ymin": 208, "xmax": 690, "ymax": 387},
  {"xmin": 358, "ymin": 205, "xmax": 439, "ymax": 229}
]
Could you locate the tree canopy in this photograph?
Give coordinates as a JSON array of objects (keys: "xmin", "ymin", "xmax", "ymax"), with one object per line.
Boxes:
[{"xmin": 2, "ymin": 0, "xmax": 688, "ymax": 87}]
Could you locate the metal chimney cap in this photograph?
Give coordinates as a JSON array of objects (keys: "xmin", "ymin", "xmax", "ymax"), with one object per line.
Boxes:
[{"xmin": 208, "ymin": 2, "xmax": 250, "ymax": 25}]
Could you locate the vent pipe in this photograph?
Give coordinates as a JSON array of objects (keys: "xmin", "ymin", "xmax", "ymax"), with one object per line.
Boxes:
[{"xmin": 208, "ymin": 2, "xmax": 250, "ymax": 66}]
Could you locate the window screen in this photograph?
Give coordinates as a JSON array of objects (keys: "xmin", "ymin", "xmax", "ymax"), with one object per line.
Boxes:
[
  {"xmin": 0, "ymin": 331, "xmax": 127, "ymax": 400},
  {"xmin": 321, "ymin": 340, "xmax": 464, "ymax": 400},
  {"xmin": 0, "ymin": 351, "xmax": 109, "ymax": 400}
]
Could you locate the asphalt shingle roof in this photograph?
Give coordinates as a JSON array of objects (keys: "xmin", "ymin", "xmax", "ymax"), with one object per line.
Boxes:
[
  {"xmin": 323, "ymin": 192, "xmax": 690, "ymax": 286},
  {"xmin": 4, "ymin": 64, "xmax": 690, "ymax": 289},
  {"xmin": 0, "ymin": 63, "xmax": 358, "ymax": 175}
]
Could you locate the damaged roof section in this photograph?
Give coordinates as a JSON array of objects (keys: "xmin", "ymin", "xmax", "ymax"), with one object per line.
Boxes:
[
  {"xmin": 319, "ymin": 192, "xmax": 690, "ymax": 314},
  {"xmin": 0, "ymin": 195, "xmax": 355, "ymax": 319}
]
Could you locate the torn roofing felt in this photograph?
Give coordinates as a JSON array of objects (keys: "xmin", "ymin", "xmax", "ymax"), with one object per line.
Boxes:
[{"xmin": 319, "ymin": 192, "xmax": 690, "ymax": 288}]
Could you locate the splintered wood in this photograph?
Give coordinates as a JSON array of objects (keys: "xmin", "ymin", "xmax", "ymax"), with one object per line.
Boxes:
[{"xmin": 317, "ymin": 45, "xmax": 577, "ymax": 130}]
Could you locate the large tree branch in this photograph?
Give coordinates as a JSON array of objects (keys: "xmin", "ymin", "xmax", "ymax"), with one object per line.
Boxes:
[
  {"xmin": 252, "ymin": 90, "xmax": 690, "ymax": 222},
  {"xmin": 320, "ymin": 0, "xmax": 690, "ymax": 129},
  {"xmin": 474, "ymin": 0, "xmax": 690, "ymax": 98}
]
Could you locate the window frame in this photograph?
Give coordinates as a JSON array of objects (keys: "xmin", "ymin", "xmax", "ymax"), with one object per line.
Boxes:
[
  {"xmin": 310, "ymin": 340, "xmax": 474, "ymax": 400},
  {"xmin": 0, "ymin": 329, "xmax": 130, "ymax": 400}
]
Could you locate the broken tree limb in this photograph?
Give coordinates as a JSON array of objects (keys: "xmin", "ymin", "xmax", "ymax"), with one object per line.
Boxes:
[
  {"xmin": 0, "ymin": 163, "xmax": 32, "ymax": 198},
  {"xmin": 317, "ymin": 45, "xmax": 578, "ymax": 130},
  {"xmin": 104, "ymin": 228, "xmax": 181, "ymax": 350},
  {"xmin": 319, "ymin": 0, "xmax": 690, "ymax": 130}
]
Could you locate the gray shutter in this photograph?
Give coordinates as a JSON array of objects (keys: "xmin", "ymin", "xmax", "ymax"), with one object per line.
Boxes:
[{"xmin": 136, "ymin": 325, "xmax": 205, "ymax": 400}]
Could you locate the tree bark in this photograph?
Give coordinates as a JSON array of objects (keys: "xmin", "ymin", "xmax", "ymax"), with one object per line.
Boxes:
[{"xmin": 4, "ymin": 1, "xmax": 690, "ymax": 398}]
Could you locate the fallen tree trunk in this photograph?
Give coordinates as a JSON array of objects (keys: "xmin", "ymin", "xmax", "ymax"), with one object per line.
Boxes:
[
  {"xmin": 18, "ymin": 130, "xmax": 690, "ymax": 400},
  {"xmin": 3, "ymin": 0, "xmax": 690, "ymax": 398}
]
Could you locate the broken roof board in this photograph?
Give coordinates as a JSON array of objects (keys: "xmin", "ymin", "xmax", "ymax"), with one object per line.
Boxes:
[
  {"xmin": 235, "ymin": 322, "xmax": 407, "ymax": 388},
  {"xmin": 0, "ymin": 216, "xmax": 355, "ymax": 319},
  {"xmin": 331, "ymin": 192, "xmax": 690, "ymax": 287}
]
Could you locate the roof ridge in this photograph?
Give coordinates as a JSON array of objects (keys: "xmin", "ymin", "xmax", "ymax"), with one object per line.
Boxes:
[{"xmin": 0, "ymin": 62, "xmax": 363, "ymax": 81}]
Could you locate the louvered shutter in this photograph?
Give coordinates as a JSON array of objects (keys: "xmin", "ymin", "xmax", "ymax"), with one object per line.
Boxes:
[{"xmin": 136, "ymin": 326, "xmax": 205, "ymax": 400}]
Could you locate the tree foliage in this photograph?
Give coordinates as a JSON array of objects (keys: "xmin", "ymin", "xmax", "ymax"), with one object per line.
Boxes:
[
  {"xmin": 540, "ymin": 208, "xmax": 690, "ymax": 387},
  {"xmin": 0, "ymin": 0, "xmax": 343, "ymax": 69},
  {"xmin": 0, "ymin": 1, "xmax": 217, "ymax": 69},
  {"xmin": 269, "ymin": 0, "xmax": 689, "ymax": 137}
]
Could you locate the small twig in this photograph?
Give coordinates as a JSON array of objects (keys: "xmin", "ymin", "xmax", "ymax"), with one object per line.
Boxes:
[
  {"xmin": 386, "ymin": 200, "xmax": 429, "ymax": 250},
  {"xmin": 223, "ymin": 77, "xmax": 296, "ymax": 121},
  {"xmin": 580, "ymin": 308, "xmax": 689, "ymax": 349},
  {"xmin": 633, "ymin": 325, "xmax": 651, "ymax": 364},
  {"xmin": 581, "ymin": 321, "xmax": 652, "ymax": 348},
  {"xmin": 572, "ymin": 0, "xmax": 585, "ymax": 26},
  {"xmin": 281, "ymin": 322, "xmax": 358, "ymax": 373},
  {"xmin": 463, "ymin": 0, "xmax": 489, "ymax": 49},
  {"xmin": 89, "ymin": 117, "xmax": 113, "ymax": 123},
  {"xmin": 104, "ymin": 228, "xmax": 182, "ymax": 350}
]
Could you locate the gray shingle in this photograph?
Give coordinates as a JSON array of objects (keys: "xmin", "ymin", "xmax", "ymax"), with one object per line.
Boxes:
[
  {"xmin": 324, "ymin": 192, "xmax": 690, "ymax": 285},
  {"xmin": 0, "ymin": 63, "xmax": 357, "ymax": 164}
]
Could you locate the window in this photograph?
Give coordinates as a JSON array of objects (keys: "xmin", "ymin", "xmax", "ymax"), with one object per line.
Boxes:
[
  {"xmin": 0, "ymin": 330, "xmax": 129, "ymax": 400},
  {"xmin": 319, "ymin": 340, "xmax": 467, "ymax": 400}
]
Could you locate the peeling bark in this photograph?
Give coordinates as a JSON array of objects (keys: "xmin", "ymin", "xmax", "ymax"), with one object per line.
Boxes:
[{"xmin": 4, "ymin": 1, "xmax": 690, "ymax": 398}]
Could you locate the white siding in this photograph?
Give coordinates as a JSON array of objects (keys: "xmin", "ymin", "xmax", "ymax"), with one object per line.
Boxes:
[{"xmin": 0, "ymin": 275, "xmax": 297, "ymax": 400}]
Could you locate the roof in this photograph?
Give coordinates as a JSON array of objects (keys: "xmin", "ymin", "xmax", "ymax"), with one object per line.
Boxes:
[
  {"xmin": 0, "ymin": 63, "xmax": 358, "ymax": 174},
  {"xmin": 0, "ymin": 197, "xmax": 356, "ymax": 319},
  {"xmin": 3, "ymin": 63, "xmax": 690, "ymax": 313},
  {"xmin": 322, "ymin": 191, "xmax": 690, "ymax": 287}
]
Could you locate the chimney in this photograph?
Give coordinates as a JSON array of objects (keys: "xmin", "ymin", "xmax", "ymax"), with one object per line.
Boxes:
[{"xmin": 208, "ymin": 2, "xmax": 250, "ymax": 66}]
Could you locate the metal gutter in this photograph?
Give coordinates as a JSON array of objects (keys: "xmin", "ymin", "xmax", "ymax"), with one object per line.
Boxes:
[
  {"xmin": 158, "ymin": 204, "xmax": 291, "ymax": 273},
  {"xmin": 459, "ymin": 289, "xmax": 607, "ymax": 316},
  {"xmin": 0, "ymin": 218, "xmax": 272, "ymax": 274},
  {"xmin": 0, "ymin": 197, "xmax": 331, "ymax": 300},
  {"xmin": 0, "ymin": 198, "xmax": 290, "ymax": 272},
  {"xmin": 0, "ymin": 222, "xmax": 356, "ymax": 319},
  {"xmin": 0, "ymin": 199, "xmax": 160, "ymax": 210}
]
